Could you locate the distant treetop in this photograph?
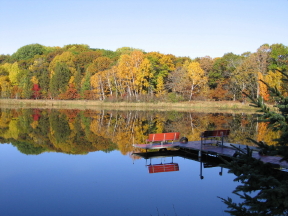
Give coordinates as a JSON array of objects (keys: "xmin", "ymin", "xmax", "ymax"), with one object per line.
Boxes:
[{"xmin": 11, "ymin": 43, "xmax": 46, "ymax": 61}]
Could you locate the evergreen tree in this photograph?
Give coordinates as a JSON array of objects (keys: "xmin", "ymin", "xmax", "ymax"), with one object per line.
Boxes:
[
  {"xmin": 49, "ymin": 62, "xmax": 71, "ymax": 99},
  {"xmin": 219, "ymin": 146, "xmax": 288, "ymax": 216},
  {"xmin": 219, "ymin": 54, "xmax": 288, "ymax": 215},
  {"xmin": 49, "ymin": 73, "xmax": 58, "ymax": 99},
  {"xmin": 38, "ymin": 68, "xmax": 49, "ymax": 98},
  {"xmin": 80, "ymin": 71, "xmax": 91, "ymax": 98},
  {"xmin": 18, "ymin": 70, "xmax": 33, "ymax": 99},
  {"xmin": 74, "ymin": 66, "xmax": 82, "ymax": 92},
  {"xmin": 245, "ymin": 54, "xmax": 288, "ymax": 160}
]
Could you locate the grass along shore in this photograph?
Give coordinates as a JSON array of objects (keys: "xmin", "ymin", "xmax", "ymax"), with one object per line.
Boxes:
[{"xmin": 0, "ymin": 99, "xmax": 258, "ymax": 113}]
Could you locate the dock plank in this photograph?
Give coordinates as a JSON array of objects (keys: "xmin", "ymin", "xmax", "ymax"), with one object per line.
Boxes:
[{"xmin": 178, "ymin": 141, "xmax": 288, "ymax": 169}]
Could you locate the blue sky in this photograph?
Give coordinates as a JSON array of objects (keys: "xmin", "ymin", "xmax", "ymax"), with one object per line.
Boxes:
[{"xmin": 1, "ymin": 0, "xmax": 288, "ymax": 58}]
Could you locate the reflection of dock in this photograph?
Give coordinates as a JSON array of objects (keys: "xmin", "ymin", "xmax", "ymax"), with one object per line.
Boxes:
[
  {"xmin": 133, "ymin": 150, "xmax": 224, "ymax": 179},
  {"xmin": 133, "ymin": 140, "xmax": 288, "ymax": 169},
  {"xmin": 134, "ymin": 149, "xmax": 223, "ymax": 167},
  {"xmin": 134, "ymin": 152, "xmax": 180, "ymax": 174}
]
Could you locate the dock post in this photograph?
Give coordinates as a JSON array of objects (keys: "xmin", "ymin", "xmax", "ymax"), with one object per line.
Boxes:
[
  {"xmin": 199, "ymin": 159, "xmax": 204, "ymax": 179},
  {"xmin": 198, "ymin": 140, "xmax": 202, "ymax": 158},
  {"xmin": 219, "ymin": 167, "xmax": 223, "ymax": 176}
]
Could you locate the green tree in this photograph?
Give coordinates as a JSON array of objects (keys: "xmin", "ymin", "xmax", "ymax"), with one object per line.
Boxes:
[
  {"xmin": 209, "ymin": 53, "xmax": 243, "ymax": 89},
  {"xmin": 49, "ymin": 62, "xmax": 71, "ymax": 99},
  {"xmin": 38, "ymin": 67, "xmax": 50, "ymax": 98},
  {"xmin": 11, "ymin": 43, "xmax": 46, "ymax": 61},
  {"xmin": 145, "ymin": 52, "xmax": 175, "ymax": 94},
  {"xmin": 49, "ymin": 74, "xmax": 58, "ymax": 99},
  {"xmin": 73, "ymin": 51, "xmax": 102, "ymax": 74},
  {"xmin": 92, "ymin": 49, "xmax": 120, "ymax": 62},
  {"xmin": 74, "ymin": 66, "xmax": 82, "ymax": 92},
  {"xmin": 19, "ymin": 70, "xmax": 33, "ymax": 99},
  {"xmin": 63, "ymin": 44, "xmax": 90, "ymax": 54},
  {"xmin": 81, "ymin": 71, "xmax": 91, "ymax": 98},
  {"xmin": 116, "ymin": 47, "xmax": 144, "ymax": 55},
  {"xmin": 0, "ymin": 54, "xmax": 11, "ymax": 64},
  {"xmin": 268, "ymin": 44, "xmax": 288, "ymax": 71}
]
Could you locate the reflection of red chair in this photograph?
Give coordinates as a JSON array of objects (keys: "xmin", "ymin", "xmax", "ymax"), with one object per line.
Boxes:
[{"xmin": 148, "ymin": 163, "xmax": 179, "ymax": 174}]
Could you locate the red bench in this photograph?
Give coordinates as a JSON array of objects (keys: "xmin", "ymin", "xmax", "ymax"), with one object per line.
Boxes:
[
  {"xmin": 201, "ymin": 130, "xmax": 230, "ymax": 146},
  {"xmin": 147, "ymin": 132, "xmax": 180, "ymax": 144}
]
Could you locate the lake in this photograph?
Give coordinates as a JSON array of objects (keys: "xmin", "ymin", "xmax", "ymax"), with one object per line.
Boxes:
[{"xmin": 0, "ymin": 108, "xmax": 282, "ymax": 215}]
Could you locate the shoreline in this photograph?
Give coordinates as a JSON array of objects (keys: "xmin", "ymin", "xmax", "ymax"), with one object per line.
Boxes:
[{"xmin": 0, "ymin": 99, "xmax": 257, "ymax": 113}]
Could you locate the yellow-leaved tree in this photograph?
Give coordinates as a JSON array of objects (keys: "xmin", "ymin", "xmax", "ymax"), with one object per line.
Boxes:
[
  {"xmin": 116, "ymin": 51, "xmax": 147, "ymax": 98},
  {"xmin": 136, "ymin": 58, "xmax": 153, "ymax": 94},
  {"xmin": 90, "ymin": 71, "xmax": 107, "ymax": 100},
  {"xmin": 1, "ymin": 62, "xmax": 21, "ymax": 87},
  {"xmin": 264, "ymin": 70, "xmax": 283, "ymax": 94},
  {"xmin": 117, "ymin": 54, "xmax": 133, "ymax": 97},
  {"xmin": 184, "ymin": 61, "xmax": 208, "ymax": 101}
]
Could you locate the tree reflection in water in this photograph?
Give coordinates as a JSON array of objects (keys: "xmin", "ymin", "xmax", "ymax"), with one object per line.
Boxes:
[
  {"xmin": 219, "ymin": 147, "xmax": 288, "ymax": 216},
  {"xmin": 0, "ymin": 108, "xmax": 286, "ymax": 214},
  {"xmin": 0, "ymin": 108, "xmax": 279, "ymax": 155}
]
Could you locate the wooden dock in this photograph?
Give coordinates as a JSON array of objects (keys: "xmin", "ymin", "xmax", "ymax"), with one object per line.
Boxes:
[
  {"xmin": 133, "ymin": 140, "xmax": 288, "ymax": 169},
  {"xmin": 178, "ymin": 140, "xmax": 288, "ymax": 169}
]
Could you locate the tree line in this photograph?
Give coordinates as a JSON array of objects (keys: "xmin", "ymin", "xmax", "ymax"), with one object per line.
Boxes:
[{"xmin": 0, "ymin": 43, "xmax": 287, "ymax": 102}]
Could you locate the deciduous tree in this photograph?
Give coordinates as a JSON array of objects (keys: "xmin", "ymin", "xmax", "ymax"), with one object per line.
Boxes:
[
  {"xmin": 184, "ymin": 61, "xmax": 207, "ymax": 100},
  {"xmin": 11, "ymin": 43, "xmax": 46, "ymax": 61}
]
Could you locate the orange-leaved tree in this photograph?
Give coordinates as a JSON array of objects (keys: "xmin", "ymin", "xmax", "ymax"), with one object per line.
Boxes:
[{"xmin": 258, "ymin": 72, "xmax": 269, "ymax": 101}]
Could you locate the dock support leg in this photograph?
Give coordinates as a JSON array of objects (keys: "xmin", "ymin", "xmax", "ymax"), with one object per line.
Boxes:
[
  {"xmin": 199, "ymin": 159, "xmax": 204, "ymax": 179},
  {"xmin": 198, "ymin": 140, "xmax": 202, "ymax": 158},
  {"xmin": 219, "ymin": 167, "xmax": 223, "ymax": 176}
]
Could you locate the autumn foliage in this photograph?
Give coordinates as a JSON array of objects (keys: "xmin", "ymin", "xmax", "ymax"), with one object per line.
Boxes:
[
  {"xmin": 0, "ymin": 43, "xmax": 287, "ymax": 102},
  {"xmin": 0, "ymin": 108, "xmax": 278, "ymax": 155}
]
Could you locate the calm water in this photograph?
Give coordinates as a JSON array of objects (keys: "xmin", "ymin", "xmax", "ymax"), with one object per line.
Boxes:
[
  {"xmin": 0, "ymin": 143, "xmax": 242, "ymax": 216},
  {"xmin": 1, "ymin": 108, "xmax": 280, "ymax": 216}
]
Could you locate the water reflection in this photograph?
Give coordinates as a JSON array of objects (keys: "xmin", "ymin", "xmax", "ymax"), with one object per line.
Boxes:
[
  {"xmin": 0, "ymin": 108, "xmax": 285, "ymax": 215},
  {"xmin": 146, "ymin": 157, "xmax": 179, "ymax": 174},
  {"xmin": 1, "ymin": 143, "xmax": 239, "ymax": 216},
  {"xmin": 134, "ymin": 150, "xmax": 226, "ymax": 181},
  {"xmin": 0, "ymin": 108, "xmax": 279, "ymax": 156},
  {"xmin": 133, "ymin": 147, "xmax": 288, "ymax": 215}
]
